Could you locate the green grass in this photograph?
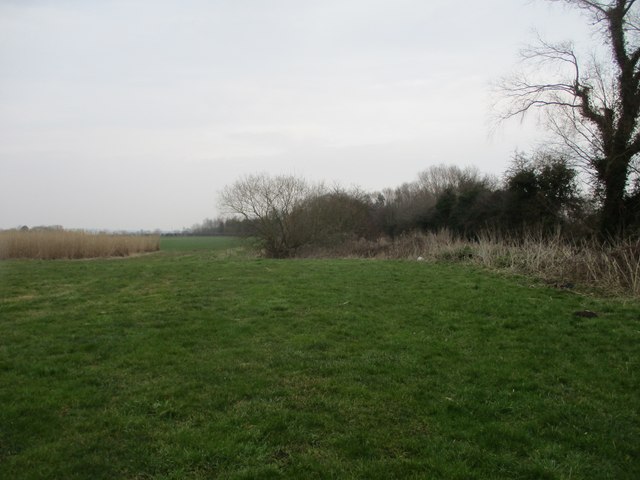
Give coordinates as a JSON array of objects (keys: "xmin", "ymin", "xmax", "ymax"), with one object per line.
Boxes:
[
  {"xmin": 0, "ymin": 237, "xmax": 638, "ymax": 479},
  {"xmin": 159, "ymin": 236, "xmax": 248, "ymax": 252}
]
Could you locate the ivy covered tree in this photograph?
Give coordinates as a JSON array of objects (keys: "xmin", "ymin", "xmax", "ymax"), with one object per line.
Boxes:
[{"xmin": 500, "ymin": 0, "xmax": 640, "ymax": 236}]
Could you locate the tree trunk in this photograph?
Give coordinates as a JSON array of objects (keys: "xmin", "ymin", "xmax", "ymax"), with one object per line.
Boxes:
[{"xmin": 600, "ymin": 154, "xmax": 629, "ymax": 238}]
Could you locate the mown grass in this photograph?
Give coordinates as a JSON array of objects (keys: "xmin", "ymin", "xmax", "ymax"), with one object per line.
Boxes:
[{"xmin": 0, "ymin": 237, "xmax": 638, "ymax": 479}]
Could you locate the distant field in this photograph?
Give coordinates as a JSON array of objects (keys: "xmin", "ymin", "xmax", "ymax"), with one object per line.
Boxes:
[
  {"xmin": 159, "ymin": 235, "xmax": 247, "ymax": 252},
  {"xmin": 0, "ymin": 244, "xmax": 638, "ymax": 479}
]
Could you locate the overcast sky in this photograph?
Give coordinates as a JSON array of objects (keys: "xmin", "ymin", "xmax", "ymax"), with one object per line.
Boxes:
[{"xmin": 0, "ymin": 0, "xmax": 595, "ymax": 231}]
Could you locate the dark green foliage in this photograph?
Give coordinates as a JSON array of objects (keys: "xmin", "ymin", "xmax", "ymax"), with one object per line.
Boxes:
[
  {"xmin": 433, "ymin": 188, "xmax": 457, "ymax": 228},
  {"xmin": 1, "ymin": 241, "xmax": 638, "ymax": 478},
  {"xmin": 504, "ymin": 152, "xmax": 582, "ymax": 232},
  {"xmin": 431, "ymin": 185, "xmax": 504, "ymax": 236}
]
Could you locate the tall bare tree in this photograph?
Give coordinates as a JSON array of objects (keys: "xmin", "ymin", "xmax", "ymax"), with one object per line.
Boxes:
[{"xmin": 499, "ymin": 0, "xmax": 640, "ymax": 236}]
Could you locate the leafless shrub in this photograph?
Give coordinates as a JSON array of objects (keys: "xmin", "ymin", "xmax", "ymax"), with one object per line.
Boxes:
[{"xmin": 219, "ymin": 173, "xmax": 318, "ymax": 258}]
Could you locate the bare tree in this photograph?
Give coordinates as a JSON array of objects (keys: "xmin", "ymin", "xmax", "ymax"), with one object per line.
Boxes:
[
  {"xmin": 498, "ymin": 0, "xmax": 640, "ymax": 236},
  {"xmin": 418, "ymin": 164, "xmax": 492, "ymax": 197},
  {"xmin": 219, "ymin": 173, "xmax": 315, "ymax": 257}
]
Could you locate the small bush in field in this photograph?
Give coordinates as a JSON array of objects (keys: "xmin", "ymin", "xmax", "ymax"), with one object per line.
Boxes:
[{"xmin": 0, "ymin": 229, "xmax": 159, "ymax": 260}]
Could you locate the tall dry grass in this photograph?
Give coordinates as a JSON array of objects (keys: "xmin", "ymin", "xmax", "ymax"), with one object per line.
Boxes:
[
  {"xmin": 0, "ymin": 229, "xmax": 160, "ymax": 260},
  {"xmin": 299, "ymin": 230, "xmax": 640, "ymax": 296}
]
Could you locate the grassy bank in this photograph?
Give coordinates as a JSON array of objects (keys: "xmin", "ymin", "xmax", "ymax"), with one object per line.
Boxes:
[
  {"xmin": 0, "ymin": 238, "xmax": 638, "ymax": 478},
  {"xmin": 0, "ymin": 229, "xmax": 159, "ymax": 260},
  {"xmin": 299, "ymin": 230, "xmax": 640, "ymax": 297}
]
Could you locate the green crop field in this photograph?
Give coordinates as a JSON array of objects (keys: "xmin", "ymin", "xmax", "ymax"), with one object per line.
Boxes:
[{"xmin": 1, "ymin": 237, "xmax": 638, "ymax": 479}]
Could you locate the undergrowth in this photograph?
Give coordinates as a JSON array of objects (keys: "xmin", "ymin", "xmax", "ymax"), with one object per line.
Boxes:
[{"xmin": 297, "ymin": 230, "xmax": 640, "ymax": 296}]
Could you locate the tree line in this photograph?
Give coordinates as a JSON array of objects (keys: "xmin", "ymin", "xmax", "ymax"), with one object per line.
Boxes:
[
  {"xmin": 185, "ymin": 217, "xmax": 253, "ymax": 237},
  {"xmin": 216, "ymin": 151, "xmax": 611, "ymax": 258}
]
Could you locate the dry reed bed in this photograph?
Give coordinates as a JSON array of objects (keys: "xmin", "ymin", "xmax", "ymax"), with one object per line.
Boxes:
[
  {"xmin": 305, "ymin": 231, "xmax": 640, "ymax": 297},
  {"xmin": 0, "ymin": 230, "xmax": 160, "ymax": 260}
]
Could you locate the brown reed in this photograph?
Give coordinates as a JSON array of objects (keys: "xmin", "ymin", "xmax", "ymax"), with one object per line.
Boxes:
[{"xmin": 0, "ymin": 229, "xmax": 160, "ymax": 260}]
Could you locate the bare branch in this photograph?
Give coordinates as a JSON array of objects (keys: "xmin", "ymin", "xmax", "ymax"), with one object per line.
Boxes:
[{"xmin": 496, "ymin": 0, "xmax": 640, "ymax": 235}]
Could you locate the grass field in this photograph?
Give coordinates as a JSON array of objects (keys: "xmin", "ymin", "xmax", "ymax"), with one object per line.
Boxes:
[{"xmin": 0, "ymin": 237, "xmax": 639, "ymax": 479}]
